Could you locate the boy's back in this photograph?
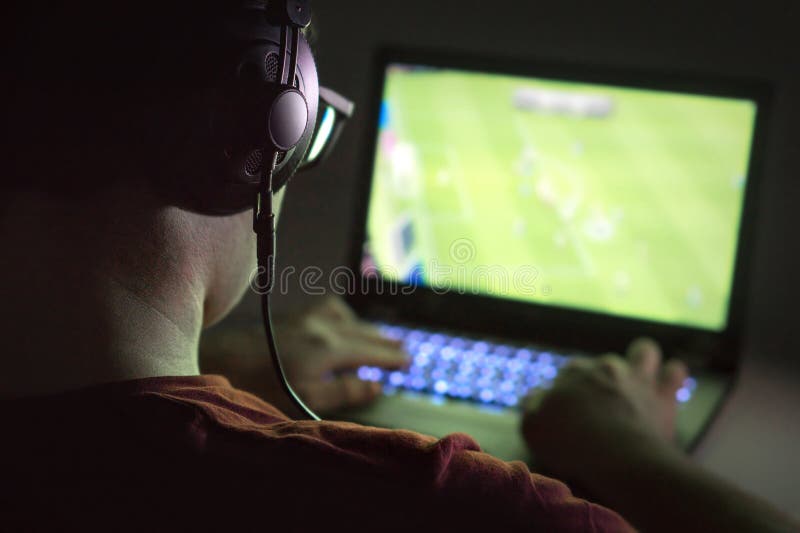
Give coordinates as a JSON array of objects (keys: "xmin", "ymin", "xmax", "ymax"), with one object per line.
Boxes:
[{"xmin": 0, "ymin": 375, "xmax": 629, "ymax": 531}]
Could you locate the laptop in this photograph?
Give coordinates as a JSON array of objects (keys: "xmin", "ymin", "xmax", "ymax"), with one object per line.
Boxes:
[{"xmin": 338, "ymin": 49, "xmax": 770, "ymax": 462}]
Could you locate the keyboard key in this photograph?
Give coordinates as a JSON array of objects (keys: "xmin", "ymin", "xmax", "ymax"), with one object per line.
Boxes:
[
  {"xmin": 515, "ymin": 349, "xmax": 533, "ymax": 361},
  {"xmin": 428, "ymin": 334, "xmax": 447, "ymax": 345},
  {"xmin": 472, "ymin": 341, "xmax": 491, "ymax": 353},
  {"xmin": 478, "ymin": 389, "xmax": 495, "ymax": 403},
  {"xmin": 407, "ymin": 330, "xmax": 426, "ymax": 342},
  {"xmin": 448, "ymin": 337, "xmax": 468, "ymax": 349},
  {"xmin": 676, "ymin": 387, "xmax": 691, "ymax": 403},
  {"xmin": 388, "ymin": 371, "xmax": 405, "ymax": 387},
  {"xmin": 493, "ymin": 345, "xmax": 513, "ymax": 357}
]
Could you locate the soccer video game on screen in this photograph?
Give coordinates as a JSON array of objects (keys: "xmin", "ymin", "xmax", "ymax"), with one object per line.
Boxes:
[{"xmin": 364, "ymin": 64, "xmax": 757, "ymax": 332}]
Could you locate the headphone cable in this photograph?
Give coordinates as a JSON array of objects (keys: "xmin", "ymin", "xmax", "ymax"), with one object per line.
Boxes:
[
  {"xmin": 254, "ymin": 151, "xmax": 320, "ymax": 421},
  {"xmin": 260, "ymin": 290, "xmax": 320, "ymax": 421}
]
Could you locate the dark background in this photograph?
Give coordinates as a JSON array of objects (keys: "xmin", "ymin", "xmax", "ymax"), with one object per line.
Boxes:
[{"xmin": 233, "ymin": 0, "xmax": 799, "ymax": 517}]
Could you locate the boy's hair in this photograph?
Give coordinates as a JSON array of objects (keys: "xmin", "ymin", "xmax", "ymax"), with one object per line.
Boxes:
[{"xmin": 1, "ymin": 2, "xmax": 316, "ymax": 195}]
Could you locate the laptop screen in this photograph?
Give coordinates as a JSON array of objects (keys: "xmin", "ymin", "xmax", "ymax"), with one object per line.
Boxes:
[{"xmin": 362, "ymin": 63, "xmax": 758, "ymax": 332}]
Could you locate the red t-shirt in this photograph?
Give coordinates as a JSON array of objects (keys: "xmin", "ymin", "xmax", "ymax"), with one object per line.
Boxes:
[{"xmin": 0, "ymin": 376, "xmax": 633, "ymax": 532}]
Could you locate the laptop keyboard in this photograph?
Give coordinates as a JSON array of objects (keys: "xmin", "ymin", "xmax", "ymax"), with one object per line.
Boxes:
[{"xmin": 357, "ymin": 324, "xmax": 697, "ymax": 409}]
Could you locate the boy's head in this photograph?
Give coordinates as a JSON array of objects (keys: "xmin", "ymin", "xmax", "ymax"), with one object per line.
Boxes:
[
  {"xmin": 1, "ymin": 1, "xmax": 317, "ymax": 325},
  {"xmin": 3, "ymin": 1, "xmax": 318, "ymax": 207}
]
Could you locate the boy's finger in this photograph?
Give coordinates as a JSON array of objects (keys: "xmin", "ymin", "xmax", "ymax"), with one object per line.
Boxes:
[
  {"xmin": 659, "ymin": 359, "xmax": 689, "ymax": 398},
  {"xmin": 312, "ymin": 375, "xmax": 382, "ymax": 414},
  {"xmin": 627, "ymin": 337, "xmax": 662, "ymax": 382}
]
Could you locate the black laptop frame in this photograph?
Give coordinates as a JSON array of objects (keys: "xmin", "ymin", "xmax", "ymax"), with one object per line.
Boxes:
[{"xmin": 346, "ymin": 47, "xmax": 772, "ymax": 372}]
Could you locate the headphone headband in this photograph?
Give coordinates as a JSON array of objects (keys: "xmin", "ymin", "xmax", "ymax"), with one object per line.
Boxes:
[{"xmin": 266, "ymin": 0, "xmax": 312, "ymax": 28}]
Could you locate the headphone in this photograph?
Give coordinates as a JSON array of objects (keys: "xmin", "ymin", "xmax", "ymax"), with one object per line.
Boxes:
[
  {"xmin": 168, "ymin": 0, "xmax": 323, "ymax": 420},
  {"xmin": 164, "ymin": 0, "xmax": 320, "ymax": 216}
]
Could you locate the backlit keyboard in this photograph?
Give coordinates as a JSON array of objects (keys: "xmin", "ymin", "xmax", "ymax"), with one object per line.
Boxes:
[{"xmin": 358, "ymin": 324, "xmax": 697, "ymax": 408}]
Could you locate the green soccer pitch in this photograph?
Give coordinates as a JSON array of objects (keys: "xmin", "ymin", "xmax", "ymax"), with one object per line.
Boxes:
[{"xmin": 366, "ymin": 66, "xmax": 757, "ymax": 331}]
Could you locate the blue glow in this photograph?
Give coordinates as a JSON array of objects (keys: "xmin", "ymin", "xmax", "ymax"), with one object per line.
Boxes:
[
  {"xmin": 516, "ymin": 349, "xmax": 533, "ymax": 361},
  {"xmin": 410, "ymin": 376, "xmax": 426, "ymax": 390},
  {"xmin": 408, "ymin": 366, "xmax": 424, "ymax": 376},
  {"xmin": 357, "ymin": 367, "xmax": 383, "ymax": 382},
  {"xmin": 413, "ymin": 355, "xmax": 430, "ymax": 367},
  {"xmin": 418, "ymin": 342, "xmax": 435, "ymax": 354},
  {"xmin": 494, "ymin": 345, "xmax": 513, "ymax": 357},
  {"xmin": 507, "ymin": 359, "xmax": 524, "ymax": 372},
  {"xmin": 378, "ymin": 100, "xmax": 390, "ymax": 129},
  {"xmin": 476, "ymin": 377, "xmax": 493, "ymax": 389},
  {"xmin": 486, "ymin": 355, "xmax": 502, "ymax": 368},
  {"xmin": 429, "ymin": 334, "xmax": 446, "ymax": 345},
  {"xmin": 458, "ymin": 362, "xmax": 475, "ymax": 374},
  {"xmin": 440, "ymin": 347, "xmax": 457, "ymax": 360},
  {"xmin": 433, "ymin": 380, "xmax": 449, "ymax": 394},
  {"xmin": 473, "ymin": 342, "xmax": 490, "ymax": 353},
  {"xmin": 449, "ymin": 337, "xmax": 468, "ymax": 349},
  {"xmin": 382, "ymin": 326, "xmax": 404, "ymax": 340},
  {"xmin": 501, "ymin": 394, "xmax": 519, "ymax": 407},
  {"xmin": 358, "ymin": 323, "xmax": 696, "ymax": 410},
  {"xmin": 676, "ymin": 388, "xmax": 691, "ymax": 403},
  {"xmin": 459, "ymin": 370, "xmax": 473, "ymax": 380},
  {"xmin": 455, "ymin": 385, "xmax": 473, "ymax": 398},
  {"xmin": 408, "ymin": 330, "xmax": 425, "ymax": 342}
]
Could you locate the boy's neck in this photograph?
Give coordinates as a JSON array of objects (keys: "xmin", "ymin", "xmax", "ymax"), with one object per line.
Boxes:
[{"xmin": 0, "ymin": 192, "xmax": 205, "ymax": 397}]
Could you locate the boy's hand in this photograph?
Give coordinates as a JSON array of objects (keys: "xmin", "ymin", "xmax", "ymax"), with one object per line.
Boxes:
[
  {"xmin": 521, "ymin": 338, "xmax": 687, "ymax": 482},
  {"xmin": 274, "ymin": 296, "xmax": 409, "ymax": 413},
  {"xmin": 200, "ymin": 296, "xmax": 408, "ymax": 416}
]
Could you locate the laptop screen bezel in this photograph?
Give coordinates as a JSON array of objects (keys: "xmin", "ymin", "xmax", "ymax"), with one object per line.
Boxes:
[{"xmin": 346, "ymin": 47, "xmax": 772, "ymax": 370}]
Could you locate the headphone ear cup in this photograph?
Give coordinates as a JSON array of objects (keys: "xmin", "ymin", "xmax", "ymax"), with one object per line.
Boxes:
[
  {"xmin": 159, "ymin": 22, "xmax": 319, "ymax": 215},
  {"xmin": 220, "ymin": 32, "xmax": 319, "ymax": 194},
  {"xmin": 268, "ymin": 89, "xmax": 309, "ymax": 151},
  {"xmin": 269, "ymin": 32, "xmax": 319, "ymax": 191}
]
